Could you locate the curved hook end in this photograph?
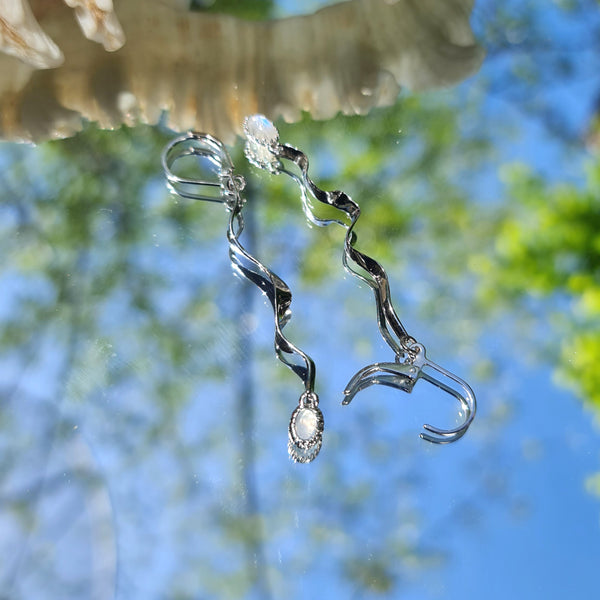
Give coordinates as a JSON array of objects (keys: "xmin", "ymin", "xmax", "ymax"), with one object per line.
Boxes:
[
  {"xmin": 342, "ymin": 353, "xmax": 476, "ymax": 444},
  {"xmin": 162, "ymin": 132, "xmax": 238, "ymax": 203},
  {"xmin": 342, "ymin": 361, "xmax": 417, "ymax": 405},
  {"xmin": 417, "ymin": 359, "xmax": 476, "ymax": 444},
  {"xmin": 420, "ymin": 424, "xmax": 468, "ymax": 445}
]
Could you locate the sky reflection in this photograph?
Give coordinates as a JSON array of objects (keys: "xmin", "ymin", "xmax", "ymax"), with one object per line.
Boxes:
[{"xmin": 1, "ymin": 1, "xmax": 600, "ymax": 600}]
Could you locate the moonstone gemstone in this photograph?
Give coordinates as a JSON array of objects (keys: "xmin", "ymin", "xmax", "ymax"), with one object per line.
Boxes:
[
  {"xmin": 243, "ymin": 114, "xmax": 279, "ymax": 145},
  {"xmin": 288, "ymin": 438, "xmax": 322, "ymax": 463},
  {"xmin": 244, "ymin": 139, "xmax": 277, "ymax": 169},
  {"xmin": 295, "ymin": 408, "xmax": 318, "ymax": 440}
]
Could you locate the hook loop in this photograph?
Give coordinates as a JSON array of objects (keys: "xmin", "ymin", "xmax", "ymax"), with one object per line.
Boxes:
[
  {"xmin": 343, "ymin": 344, "xmax": 476, "ymax": 444},
  {"xmin": 161, "ymin": 132, "xmax": 242, "ymax": 204}
]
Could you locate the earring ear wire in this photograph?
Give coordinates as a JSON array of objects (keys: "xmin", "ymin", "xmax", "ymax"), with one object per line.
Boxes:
[
  {"xmin": 162, "ymin": 131, "xmax": 324, "ymax": 463},
  {"xmin": 243, "ymin": 114, "xmax": 476, "ymax": 444}
]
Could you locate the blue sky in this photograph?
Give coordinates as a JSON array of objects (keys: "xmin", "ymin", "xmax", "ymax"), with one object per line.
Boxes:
[{"xmin": 1, "ymin": 1, "xmax": 600, "ymax": 599}]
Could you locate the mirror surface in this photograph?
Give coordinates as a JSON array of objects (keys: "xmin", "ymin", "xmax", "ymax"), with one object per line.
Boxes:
[{"xmin": 1, "ymin": 1, "xmax": 599, "ymax": 599}]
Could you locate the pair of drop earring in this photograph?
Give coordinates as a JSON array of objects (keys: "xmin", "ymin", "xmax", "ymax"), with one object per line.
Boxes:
[{"xmin": 162, "ymin": 115, "xmax": 476, "ymax": 463}]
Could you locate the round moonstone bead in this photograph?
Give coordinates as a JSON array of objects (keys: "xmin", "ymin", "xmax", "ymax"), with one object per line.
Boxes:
[
  {"xmin": 244, "ymin": 114, "xmax": 279, "ymax": 145},
  {"xmin": 295, "ymin": 408, "xmax": 318, "ymax": 440}
]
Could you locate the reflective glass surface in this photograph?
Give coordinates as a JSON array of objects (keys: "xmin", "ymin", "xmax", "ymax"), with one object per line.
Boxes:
[{"xmin": 1, "ymin": 1, "xmax": 600, "ymax": 599}]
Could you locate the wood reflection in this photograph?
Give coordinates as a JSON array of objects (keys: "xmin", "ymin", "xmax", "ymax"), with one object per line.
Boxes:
[{"xmin": 0, "ymin": 0, "xmax": 483, "ymax": 143}]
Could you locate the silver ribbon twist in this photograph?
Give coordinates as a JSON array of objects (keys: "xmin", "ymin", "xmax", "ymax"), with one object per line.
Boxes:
[
  {"xmin": 162, "ymin": 132, "xmax": 323, "ymax": 462},
  {"xmin": 243, "ymin": 115, "xmax": 476, "ymax": 444}
]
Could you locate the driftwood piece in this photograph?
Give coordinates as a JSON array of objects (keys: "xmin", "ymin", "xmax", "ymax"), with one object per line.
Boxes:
[{"xmin": 0, "ymin": 0, "xmax": 484, "ymax": 143}]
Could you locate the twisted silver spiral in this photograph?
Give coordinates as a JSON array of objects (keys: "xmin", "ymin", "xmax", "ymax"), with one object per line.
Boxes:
[
  {"xmin": 243, "ymin": 115, "xmax": 476, "ymax": 444},
  {"xmin": 162, "ymin": 132, "xmax": 323, "ymax": 462}
]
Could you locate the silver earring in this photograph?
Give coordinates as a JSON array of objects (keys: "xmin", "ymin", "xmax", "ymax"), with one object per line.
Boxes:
[
  {"xmin": 162, "ymin": 132, "xmax": 324, "ymax": 462},
  {"xmin": 243, "ymin": 115, "xmax": 476, "ymax": 444}
]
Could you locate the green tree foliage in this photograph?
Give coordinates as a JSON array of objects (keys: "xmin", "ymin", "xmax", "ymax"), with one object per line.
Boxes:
[
  {"xmin": 2, "ymin": 1, "xmax": 600, "ymax": 595},
  {"xmin": 2, "ymin": 119, "xmax": 492, "ymax": 598},
  {"xmin": 473, "ymin": 159, "xmax": 600, "ymax": 412},
  {"xmin": 191, "ymin": 0, "xmax": 275, "ymax": 19}
]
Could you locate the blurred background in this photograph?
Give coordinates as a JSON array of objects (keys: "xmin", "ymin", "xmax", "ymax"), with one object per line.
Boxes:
[{"xmin": 1, "ymin": 1, "xmax": 600, "ymax": 598}]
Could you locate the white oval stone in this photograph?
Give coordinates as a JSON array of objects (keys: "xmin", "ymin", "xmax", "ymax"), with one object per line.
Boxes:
[
  {"xmin": 244, "ymin": 139, "xmax": 277, "ymax": 169},
  {"xmin": 243, "ymin": 114, "xmax": 279, "ymax": 145},
  {"xmin": 295, "ymin": 408, "xmax": 318, "ymax": 440}
]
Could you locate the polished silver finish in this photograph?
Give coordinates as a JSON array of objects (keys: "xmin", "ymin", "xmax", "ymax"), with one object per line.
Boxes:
[
  {"xmin": 342, "ymin": 344, "xmax": 475, "ymax": 443},
  {"xmin": 288, "ymin": 391, "xmax": 324, "ymax": 462},
  {"xmin": 243, "ymin": 115, "xmax": 476, "ymax": 444},
  {"xmin": 162, "ymin": 132, "xmax": 323, "ymax": 462}
]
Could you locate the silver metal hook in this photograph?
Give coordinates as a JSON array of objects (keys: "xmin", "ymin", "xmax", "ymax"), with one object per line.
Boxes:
[
  {"xmin": 161, "ymin": 131, "xmax": 242, "ymax": 203},
  {"xmin": 162, "ymin": 130, "xmax": 323, "ymax": 463},
  {"xmin": 243, "ymin": 114, "xmax": 477, "ymax": 445},
  {"xmin": 343, "ymin": 344, "xmax": 476, "ymax": 444}
]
